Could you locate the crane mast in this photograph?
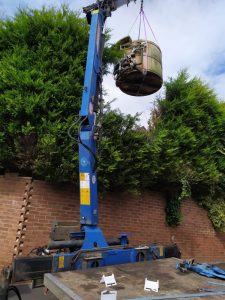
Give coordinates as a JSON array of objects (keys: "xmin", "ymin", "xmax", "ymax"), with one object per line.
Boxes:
[
  {"xmin": 58, "ymin": 0, "xmax": 180, "ymax": 272},
  {"xmin": 79, "ymin": 0, "xmax": 136, "ymax": 227}
]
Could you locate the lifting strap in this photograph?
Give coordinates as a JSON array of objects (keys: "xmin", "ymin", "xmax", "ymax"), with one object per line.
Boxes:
[
  {"xmin": 128, "ymin": 0, "xmax": 159, "ymax": 96},
  {"xmin": 128, "ymin": 0, "xmax": 158, "ymax": 44}
]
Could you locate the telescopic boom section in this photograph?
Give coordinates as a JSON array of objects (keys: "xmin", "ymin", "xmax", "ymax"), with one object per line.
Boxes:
[
  {"xmin": 83, "ymin": 0, "xmax": 136, "ymax": 15},
  {"xmin": 79, "ymin": 1, "xmax": 136, "ymax": 226},
  {"xmin": 79, "ymin": 10, "xmax": 104, "ymax": 226},
  {"xmin": 114, "ymin": 0, "xmax": 136, "ymax": 10}
]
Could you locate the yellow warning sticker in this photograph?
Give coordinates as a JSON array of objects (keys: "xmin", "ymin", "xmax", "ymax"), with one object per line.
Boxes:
[
  {"xmin": 80, "ymin": 173, "xmax": 85, "ymax": 181},
  {"xmin": 58, "ymin": 256, "xmax": 64, "ymax": 269},
  {"xmin": 80, "ymin": 173, "xmax": 90, "ymax": 205},
  {"xmin": 80, "ymin": 173, "xmax": 90, "ymax": 181},
  {"xmin": 80, "ymin": 188, "xmax": 90, "ymax": 205},
  {"xmin": 159, "ymin": 246, "xmax": 163, "ymax": 257}
]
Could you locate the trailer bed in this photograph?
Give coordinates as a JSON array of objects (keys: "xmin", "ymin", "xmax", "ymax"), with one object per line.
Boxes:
[{"xmin": 44, "ymin": 258, "xmax": 225, "ymax": 299}]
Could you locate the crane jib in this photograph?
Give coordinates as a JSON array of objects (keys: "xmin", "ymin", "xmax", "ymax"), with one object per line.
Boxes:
[{"xmin": 83, "ymin": 0, "xmax": 136, "ymax": 14}]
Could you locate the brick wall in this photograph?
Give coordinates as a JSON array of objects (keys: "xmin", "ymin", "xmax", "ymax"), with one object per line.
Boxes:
[
  {"xmin": 0, "ymin": 174, "xmax": 32, "ymax": 269},
  {"xmin": 23, "ymin": 180, "xmax": 79, "ymax": 254},
  {"xmin": 0, "ymin": 174, "xmax": 225, "ymax": 269},
  {"xmin": 99, "ymin": 192, "xmax": 225, "ymax": 262}
]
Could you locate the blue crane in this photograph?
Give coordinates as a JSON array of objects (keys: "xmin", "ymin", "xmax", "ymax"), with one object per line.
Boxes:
[
  {"xmin": 1, "ymin": 3, "xmax": 180, "ymax": 295},
  {"xmin": 48, "ymin": 0, "xmax": 180, "ymax": 272}
]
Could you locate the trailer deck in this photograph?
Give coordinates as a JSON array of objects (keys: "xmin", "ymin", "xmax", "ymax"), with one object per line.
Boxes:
[{"xmin": 44, "ymin": 258, "xmax": 225, "ymax": 299}]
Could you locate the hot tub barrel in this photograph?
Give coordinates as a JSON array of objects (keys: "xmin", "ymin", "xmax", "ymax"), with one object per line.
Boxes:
[{"xmin": 114, "ymin": 37, "xmax": 163, "ymax": 96}]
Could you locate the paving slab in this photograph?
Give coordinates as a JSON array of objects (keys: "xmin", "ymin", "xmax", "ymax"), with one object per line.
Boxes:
[{"xmin": 44, "ymin": 258, "xmax": 225, "ymax": 300}]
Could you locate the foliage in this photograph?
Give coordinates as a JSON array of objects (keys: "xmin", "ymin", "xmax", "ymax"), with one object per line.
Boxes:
[
  {"xmin": 166, "ymin": 178, "xmax": 191, "ymax": 226},
  {"xmin": 165, "ymin": 190, "xmax": 183, "ymax": 226},
  {"xmin": 98, "ymin": 109, "xmax": 151, "ymax": 193},
  {"xmin": 0, "ymin": 6, "xmax": 122, "ymax": 183},
  {"xmin": 204, "ymin": 199, "xmax": 225, "ymax": 231},
  {"xmin": 149, "ymin": 70, "xmax": 225, "ymax": 228}
]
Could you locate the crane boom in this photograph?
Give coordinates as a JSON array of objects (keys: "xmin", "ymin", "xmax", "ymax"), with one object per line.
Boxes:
[
  {"xmin": 98, "ymin": 0, "xmax": 136, "ymax": 11},
  {"xmin": 83, "ymin": 0, "xmax": 136, "ymax": 15},
  {"xmin": 113, "ymin": 0, "xmax": 136, "ymax": 9},
  {"xmin": 80, "ymin": 0, "xmax": 137, "ymax": 227}
]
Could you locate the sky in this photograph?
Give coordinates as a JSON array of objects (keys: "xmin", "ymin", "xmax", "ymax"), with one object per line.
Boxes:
[{"xmin": 1, "ymin": 0, "xmax": 225, "ymax": 126}]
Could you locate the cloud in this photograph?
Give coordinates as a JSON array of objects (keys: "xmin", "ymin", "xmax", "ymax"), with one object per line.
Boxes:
[{"xmin": 206, "ymin": 51, "xmax": 225, "ymax": 77}]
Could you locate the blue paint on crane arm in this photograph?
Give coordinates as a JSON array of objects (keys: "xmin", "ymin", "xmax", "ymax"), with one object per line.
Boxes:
[
  {"xmin": 52, "ymin": 243, "xmax": 165, "ymax": 272},
  {"xmin": 80, "ymin": 10, "xmax": 104, "ymax": 124},
  {"xmin": 78, "ymin": 10, "xmax": 105, "ymax": 226}
]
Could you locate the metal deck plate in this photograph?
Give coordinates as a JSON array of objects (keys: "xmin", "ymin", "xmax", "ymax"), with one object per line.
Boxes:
[{"xmin": 44, "ymin": 258, "xmax": 225, "ymax": 300}]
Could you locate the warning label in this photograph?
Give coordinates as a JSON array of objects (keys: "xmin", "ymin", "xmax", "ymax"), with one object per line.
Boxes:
[{"xmin": 80, "ymin": 173, "xmax": 90, "ymax": 205}]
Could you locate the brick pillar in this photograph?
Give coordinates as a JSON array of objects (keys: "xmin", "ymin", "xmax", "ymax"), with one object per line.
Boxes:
[
  {"xmin": 13, "ymin": 180, "xmax": 33, "ymax": 258},
  {"xmin": 0, "ymin": 174, "xmax": 32, "ymax": 269}
]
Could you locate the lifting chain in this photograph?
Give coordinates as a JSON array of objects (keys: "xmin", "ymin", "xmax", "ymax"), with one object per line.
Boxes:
[{"xmin": 140, "ymin": 0, "xmax": 144, "ymax": 12}]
